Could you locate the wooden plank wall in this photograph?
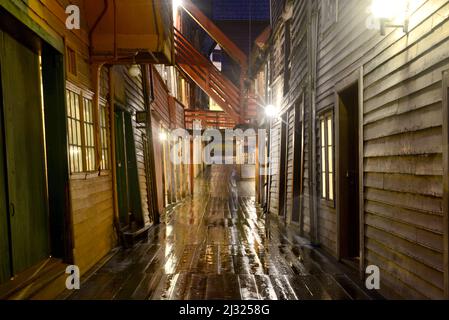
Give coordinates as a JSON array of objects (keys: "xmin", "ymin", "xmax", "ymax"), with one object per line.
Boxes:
[
  {"xmin": 70, "ymin": 175, "xmax": 114, "ymax": 274},
  {"xmin": 269, "ymin": 119, "xmax": 281, "ymax": 215},
  {"xmin": 268, "ymin": 0, "xmax": 311, "ymax": 235},
  {"xmin": 116, "ymin": 65, "xmax": 152, "ymax": 226},
  {"xmin": 314, "ymin": 0, "xmax": 448, "ymax": 299},
  {"xmin": 11, "ymin": 0, "xmax": 117, "ymax": 274},
  {"xmin": 285, "ymin": 108, "xmax": 295, "ymax": 223},
  {"xmin": 264, "ymin": 0, "xmax": 449, "ymax": 298},
  {"xmin": 151, "ymin": 66, "xmax": 171, "ymax": 213},
  {"xmin": 288, "ymin": 0, "xmax": 311, "ymax": 236},
  {"xmin": 70, "ymin": 65, "xmax": 115, "ymax": 274}
]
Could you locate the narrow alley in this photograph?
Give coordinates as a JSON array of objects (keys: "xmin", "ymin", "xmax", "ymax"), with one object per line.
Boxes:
[
  {"xmin": 2, "ymin": 0, "xmax": 449, "ymax": 303},
  {"xmin": 65, "ymin": 165, "xmax": 373, "ymax": 300}
]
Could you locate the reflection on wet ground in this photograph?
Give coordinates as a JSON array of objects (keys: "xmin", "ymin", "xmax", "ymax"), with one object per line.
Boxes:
[{"xmin": 67, "ymin": 165, "xmax": 375, "ymax": 300}]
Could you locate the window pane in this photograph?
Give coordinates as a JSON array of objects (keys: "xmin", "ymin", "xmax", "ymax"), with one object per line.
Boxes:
[
  {"xmin": 74, "ymin": 94, "xmax": 80, "ymax": 119},
  {"xmin": 322, "ymin": 172, "xmax": 327, "ymax": 199},
  {"xmin": 320, "ymin": 119, "xmax": 325, "ymax": 147},
  {"xmin": 99, "ymin": 104, "xmax": 110, "ymax": 170},
  {"xmin": 321, "ymin": 148, "xmax": 326, "ymax": 173},
  {"xmin": 329, "ymin": 173, "xmax": 334, "ymax": 200},
  {"xmin": 67, "ymin": 89, "xmax": 84, "ymax": 173},
  {"xmin": 327, "ymin": 116, "xmax": 333, "ymax": 146},
  {"xmin": 328, "ymin": 146, "xmax": 333, "ymax": 174}
]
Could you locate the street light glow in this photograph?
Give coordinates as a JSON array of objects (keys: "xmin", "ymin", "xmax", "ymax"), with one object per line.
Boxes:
[
  {"xmin": 159, "ymin": 131, "xmax": 168, "ymax": 142},
  {"xmin": 265, "ymin": 104, "xmax": 278, "ymax": 118},
  {"xmin": 128, "ymin": 64, "xmax": 141, "ymax": 78},
  {"xmin": 173, "ymin": 0, "xmax": 182, "ymax": 9},
  {"xmin": 371, "ymin": 0, "xmax": 407, "ymax": 21}
]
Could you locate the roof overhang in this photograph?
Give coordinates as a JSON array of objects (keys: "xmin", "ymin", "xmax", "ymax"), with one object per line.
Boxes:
[{"xmin": 84, "ymin": 0, "xmax": 174, "ymax": 65}]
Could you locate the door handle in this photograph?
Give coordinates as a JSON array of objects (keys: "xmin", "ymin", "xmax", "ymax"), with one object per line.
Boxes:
[{"xmin": 10, "ymin": 203, "xmax": 15, "ymax": 217}]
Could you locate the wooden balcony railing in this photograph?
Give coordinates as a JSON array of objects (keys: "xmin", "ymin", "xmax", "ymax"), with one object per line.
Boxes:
[
  {"xmin": 174, "ymin": 28, "xmax": 241, "ymax": 122},
  {"xmin": 184, "ymin": 110, "xmax": 236, "ymax": 130}
]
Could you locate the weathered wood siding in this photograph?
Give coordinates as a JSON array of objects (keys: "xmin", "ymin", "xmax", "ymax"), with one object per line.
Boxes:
[
  {"xmin": 116, "ymin": 66, "xmax": 150, "ymax": 224},
  {"xmin": 288, "ymin": 0, "xmax": 311, "ymax": 236},
  {"xmin": 17, "ymin": 0, "xmax": 118, "ymax": 274},
  {"xmin": 269, "ymin": 119, "xmax": 281, "ymax": 215},
  {"xmin": 315, "ymin": 0, "xmax": 447, "ymax": 299},
  {"xmin": 285, "ymin": 108, "xmax": 295, "ymax": 223},
  {"xmin": 267, "ymin": 0, "xmax": 311, "ymax": 236},
  {"xmin": 70, "ymin": 175, "xmax": 114, "ymax": 273}
]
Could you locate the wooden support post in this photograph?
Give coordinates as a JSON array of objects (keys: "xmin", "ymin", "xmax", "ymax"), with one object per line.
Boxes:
[
  {"xmin": 442, "ymin": 70, "xmax": 449, "ymax": 298},
  {"xmin": 190, "ymin": 137, "xmax": 194, "ymax": 196},
  {"xmin": 90, "ymin": 63, "xmax": 104, "ymax": 172}
]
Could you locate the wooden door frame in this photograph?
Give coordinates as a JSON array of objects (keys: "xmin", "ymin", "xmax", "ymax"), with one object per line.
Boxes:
[
  {"xmin": 442, "ymin": 70, "xmax": 449, "ymax": 298},
  {"xmin": 0, "ymin": 16, "xmax": 72, "ymax": 266},
  {"xmin": 334, "ymin": 67, "xmax": 364, "ymax": 277}
]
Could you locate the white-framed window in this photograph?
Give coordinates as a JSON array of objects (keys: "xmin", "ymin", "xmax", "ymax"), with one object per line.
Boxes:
[
  {"xmin": 66, "ymin": 83, "xmax": 96, "ymax": 173},
  {"xmin": 99, "ymin": 100, "xmax": 110, "ymax": 170},
  {"xmin": 320, "ymin": 112, "xmax": 334, "ymax": 201}
]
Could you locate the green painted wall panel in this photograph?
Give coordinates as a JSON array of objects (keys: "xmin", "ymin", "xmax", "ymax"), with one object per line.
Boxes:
[
  {"xmin": 0, "ymin": 30, "xmax": 12, "ymax": 283},
  {"xmin": 1, "ymin": 31, "xmax": 50, "ymax": 274}
]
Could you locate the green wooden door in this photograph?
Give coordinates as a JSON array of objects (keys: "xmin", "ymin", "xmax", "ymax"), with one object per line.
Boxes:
[
  {"xmin": 0, "ymin": 40, "xmax": 11, "ymax": 282},
  {"xmin": 115, "ymin": 109, "xmax": 144, "ymax": 227},
  {"xmin": 124, "ymin": 112, "xmax": 143, "ymax": 226},
  {"xmin": 0, "ymin": 31, "xmax": 50, "ymax": 276}
]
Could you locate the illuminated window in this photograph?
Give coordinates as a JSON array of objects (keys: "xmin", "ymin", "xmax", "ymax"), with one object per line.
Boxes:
[
  {"xmin": 83, "ymin": 97, "xmax": 95, "ymax": 172},
  {"xmin": 99, "ymin": 102, "xmax": 110, "ymax": 170},
  {"xmin": 320, "ymin": 112, "xmax": 334, "ymax": 201},
  {"xmin": 66, "ymin": 87, "xmax": 97, "ymax": 173},
  {"xmin": 67, "ymin": 90, "xmax": 83, "ymax": 173}
]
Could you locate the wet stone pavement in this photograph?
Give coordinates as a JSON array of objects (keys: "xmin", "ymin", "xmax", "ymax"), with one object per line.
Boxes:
[{"xmin": 67, "ymin": 165, "xmax": 375, "ymax": 300}]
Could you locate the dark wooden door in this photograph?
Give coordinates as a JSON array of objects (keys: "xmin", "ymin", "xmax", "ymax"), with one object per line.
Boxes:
[
  {"xmin": 278, "ymin": 113, "xmax": 288, "ymax": 217},
  {"xmin": 124, "ymin": 112, "xmax": 143, "ymax": 226},
  {"xmin": 0, "ymin": 52, "xmax": 10, "ymax": 283},
  {"xmin": 338, "ymin": 83, "xmax": 360, "ymax": 259},
  {"xmin": 115, "ymin": 109, "xmax": 143, "ymax": 227},
  {"xmin": 115, "ymin": 110, "xmax": 130, "ymax": 226},
  {"xmin": 0, "ymin": 30, "xmax": 50, "ymax": 276}
]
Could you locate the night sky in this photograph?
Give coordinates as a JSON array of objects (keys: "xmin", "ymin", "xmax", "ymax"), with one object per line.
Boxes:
[{"xmin": 212, "ymin": 0, "xmax": 270, "ymax": 21}]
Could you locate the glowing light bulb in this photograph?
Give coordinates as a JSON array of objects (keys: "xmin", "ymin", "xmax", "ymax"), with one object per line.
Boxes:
[
  {"xmin": 173, "ymin": 0, "xmax": 182, "ymax": 9},
  {"xmin": 371, "ymin": 0, "xmax": 407, "ymax": 21},
  {"xmin": 128, "ymin": 64, "xmax": 140, "ymax": 78},
  {"xmin": 265, "ymin": 104, "xmax": 279, "ymax": 118},
  {"xmin": 159, "ymin": 131, "xmax": 168, "ymax": 142}
]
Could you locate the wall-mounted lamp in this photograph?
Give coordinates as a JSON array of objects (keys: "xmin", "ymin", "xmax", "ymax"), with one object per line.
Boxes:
[
  {"xmin": 128, "ymin": 52, "xmax": 141, "ymax": 78},
  {"xmin": 371, "ymin": 0, "xmax": 410, "ymax": 36},
  {"xmin": 128, "ymin": 64, "xmax": 141, "ymax": 78}
]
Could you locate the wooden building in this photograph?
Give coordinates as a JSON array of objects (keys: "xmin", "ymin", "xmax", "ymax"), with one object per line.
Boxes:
[
  {"xmin": 255, "ymin": 0, "xmax": 449, "ymax": 299},
  {"xmin": 0, "ymin": 0, "xmax": 194, "ymax": 299}
]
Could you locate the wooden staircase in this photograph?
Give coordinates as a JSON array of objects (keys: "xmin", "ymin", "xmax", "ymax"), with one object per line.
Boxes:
[{"xmin": 174, "ymin": 28, "xmax": 242, "ymax": 123}]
